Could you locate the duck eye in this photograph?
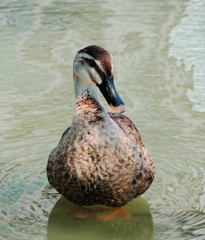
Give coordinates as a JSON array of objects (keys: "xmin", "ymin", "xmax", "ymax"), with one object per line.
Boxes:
[{"xmin": 89, "ymin": 59, "xmax": 96, "ymax": 67}]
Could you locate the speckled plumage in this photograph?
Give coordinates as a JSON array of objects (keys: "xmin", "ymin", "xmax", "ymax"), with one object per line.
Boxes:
[{"xmin": 47, "ymin": 45, "xmax": 154, "ymax": 207}]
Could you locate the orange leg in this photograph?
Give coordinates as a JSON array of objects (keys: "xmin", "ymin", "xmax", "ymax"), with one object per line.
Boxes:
[
  {"xmin": 96, "ymin": 207, "xmax": 130, "ymax": 221},
  {"xmin": 66, "ymin": 204, "xmax": 130, "ymax": 221},
  {"xmin": 69, "ymin": 205, "xmax": 89, "ymax": 219}
]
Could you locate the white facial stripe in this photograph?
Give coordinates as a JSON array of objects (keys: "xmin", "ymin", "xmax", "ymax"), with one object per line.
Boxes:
[
  {"xmin": 75, "ymin": 53, "xmax": 103, "ymax": 85},
  {"xmin": 89, "ymin": 68, "xmax": 102, "ymax": 85},
  {"xmin": 95, "ymin": 59, "xmax": 105, "ymax": 73},
  {"xmin": 77, "ymin": 53, "xmax": 95, "ymax": 60},
  {"xmin": 76, "ymin": 53, "xmax": 104, "ymax": 84},
  {"xmin": 77, "ymin": 53, "xmax": 106, "ymax": 74}
]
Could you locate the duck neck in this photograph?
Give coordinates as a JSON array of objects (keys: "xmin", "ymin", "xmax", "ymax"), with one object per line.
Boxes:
[{"xmin": 73, "ymin": 74, "xmax": 99, "ymax": 102}]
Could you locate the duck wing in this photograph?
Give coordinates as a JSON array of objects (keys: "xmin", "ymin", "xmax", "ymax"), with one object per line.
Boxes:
[{"xmin": 108, "ymin": 112, "xmax": 144, "ymax": 147}]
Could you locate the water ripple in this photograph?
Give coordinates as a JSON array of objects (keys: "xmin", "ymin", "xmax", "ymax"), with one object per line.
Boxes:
[{"xmin": 154, "ymin": 210, "xmax": 205, "ymax": 240}]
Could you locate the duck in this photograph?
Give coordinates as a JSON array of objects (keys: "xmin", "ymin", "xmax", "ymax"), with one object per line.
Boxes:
[{"xmin": 47, "ymin": 45, "xmax": 154, "ymax": 208}]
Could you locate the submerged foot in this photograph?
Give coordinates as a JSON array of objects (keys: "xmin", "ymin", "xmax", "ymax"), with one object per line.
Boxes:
[
  {"xmin": 69, "ymin": 205, "xmax": 130, "ymax": 221},
  {"xmin": 96, "ymin": 207, "xmax": 130, "ymax": 221}
]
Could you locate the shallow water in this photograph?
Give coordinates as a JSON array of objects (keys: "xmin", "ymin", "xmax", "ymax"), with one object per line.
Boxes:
[{"xmin": 0, "ymin": 0, "xmax": 205, "ymax": 239}]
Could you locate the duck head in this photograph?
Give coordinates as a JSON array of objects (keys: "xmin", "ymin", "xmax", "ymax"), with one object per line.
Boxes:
[{"xmin": 73, "ymin": 45, "xmax": 125, "ymax": 113}]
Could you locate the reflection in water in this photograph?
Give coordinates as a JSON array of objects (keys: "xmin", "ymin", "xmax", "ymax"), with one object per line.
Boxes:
[
  {"xmin": 47, "ymin": 196, "xmax": 154, "ymax": 240},
  {"xmin": 169, "ymin": 0, "xmax": 205, "ymax": 112}
]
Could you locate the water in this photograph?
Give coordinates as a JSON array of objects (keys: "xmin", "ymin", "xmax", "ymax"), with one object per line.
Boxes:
[{"xmin": 0, "ymin": 0, "xmax": 205, "ymax": 239}]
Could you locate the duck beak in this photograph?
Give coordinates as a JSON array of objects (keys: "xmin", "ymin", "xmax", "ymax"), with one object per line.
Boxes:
[{"xmin": 97, "ymin": 76, "xmax": 126, "ymax": 113}]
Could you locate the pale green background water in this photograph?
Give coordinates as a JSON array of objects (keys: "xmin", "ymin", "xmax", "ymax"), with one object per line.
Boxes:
[{"xmin": 0, "ymin": 0, "xmax": 205, "ymax": 239}]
